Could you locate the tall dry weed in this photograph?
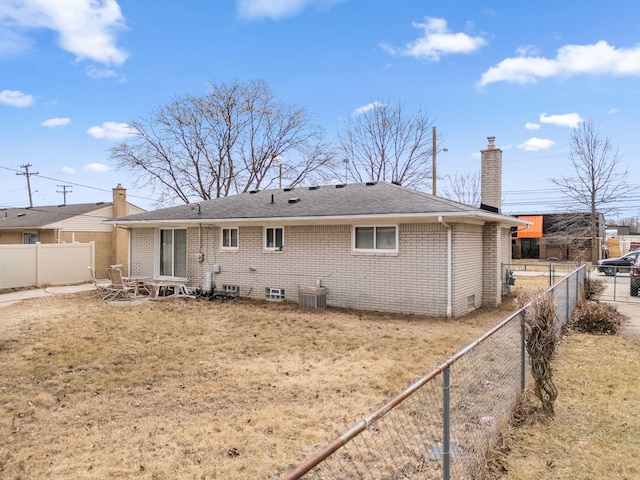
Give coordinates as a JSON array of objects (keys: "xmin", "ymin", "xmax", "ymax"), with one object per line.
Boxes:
[{"xmin": 524, "ymin": 291, "xmax": 559, "ymax": 417}]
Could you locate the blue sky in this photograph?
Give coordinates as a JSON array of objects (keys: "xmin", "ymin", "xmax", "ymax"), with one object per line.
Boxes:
[{"xmin": 1, "ymin": 0, "xmax": 640, "ymax": 218}]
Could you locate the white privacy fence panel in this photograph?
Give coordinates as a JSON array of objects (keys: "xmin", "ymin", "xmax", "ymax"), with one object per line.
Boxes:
[{"xmin": 0, "ymin": 242, "xmax": 95, "ymax": 289}]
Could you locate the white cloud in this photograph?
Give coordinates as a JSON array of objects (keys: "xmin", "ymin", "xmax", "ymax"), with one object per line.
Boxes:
[
  {"xmin": 61, "ymin": 166, "xmax": 76, "ymax": 174},
  {"xmin": 353, "ymin": 101, "xmax": 384, "ymax": 116},
  {"xmin": 381, "ymin": 17, "xmax": 487, "ymax": 61},
  {"xmin": 82, "ymin": 163, "xmax": 111, "ymax": 173},
  {"xmin": 87, "ymin": 121, "xmax": 133, "ymax": 140},
  {"xmin": 518, "ymin": 137, "xmax": 556, "ymax": 151},
  {"xmin": 608, "ymin": 108, "xmax": 621, "ymax": 114},
  {"xmin": 0, "ymin": 89, "xmax": 34, "ymax": 107},
  {"xmin": 237, "ymin": 0, "xmax": 342, "ymax": 20},
  {"xmin": 0, "ymin": 0, "xmax": 128, "ymax": 66},
  {"xmin": 86, "ymin": 66, "xmax": 126, "ymax": 82},
  {"xmin": 525, "ymin": 122, "xmax": 541, "ymax": 130},
  {"xmin": 41, "ymin": 117, "xmax": 71, "ymax": 127},
  {"xmin": 539, "ymin": 112, "xmax": 583, "ymax": 128},
  {"xmin": 516, "ymin": 45, "xmax": 540, "ymax": 56},
  {"xmin": 479, "ymin": 40, "xmax": 640, "ymax": 87}
]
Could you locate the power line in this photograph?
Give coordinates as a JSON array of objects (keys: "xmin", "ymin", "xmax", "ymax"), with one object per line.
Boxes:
[{"xmin": 0, "ymin": 164, "xmax": 157, "ymax": 204}]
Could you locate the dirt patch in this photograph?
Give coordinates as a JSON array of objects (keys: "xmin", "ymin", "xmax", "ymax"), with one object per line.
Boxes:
[{"xmin": 0, "ymin": 291, "xmax": 520, "ymax": 479}]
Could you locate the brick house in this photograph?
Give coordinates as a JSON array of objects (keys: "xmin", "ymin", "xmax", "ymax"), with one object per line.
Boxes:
[
  {"xmin": 0, "ymin": 185, "xmax": 144, "ymax": 276},
  {"xmin": 511, "ymin": 212, "xmax": 606, "ymax": 261},
  {"xmin": 111, "ymin": 138, "xmax": 527, "ymax": 317}
]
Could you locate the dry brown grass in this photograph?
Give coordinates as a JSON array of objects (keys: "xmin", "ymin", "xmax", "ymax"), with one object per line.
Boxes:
[
  {"xmin": 0, "ymin": 291, "xmax": 518, "ymax": 479},
  {"xmin": 486, "ymin": 332, "xmax": 640, "ymax": 479}
]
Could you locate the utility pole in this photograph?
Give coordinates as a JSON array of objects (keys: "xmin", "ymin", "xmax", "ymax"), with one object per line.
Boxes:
[
  {"xmin": 432, "ymin": 127, "xmax": 437, "ymax": 195},
  {"xmin": 431, "ymin": 127, "xmax": 448, "ymax": 196},
  {"xmin": 17, "ymin": 164, "xmax": 39, "ymax": 207},
  {"xmin": 57, "ymin": 184, "xmax": 73, "ymax": 205}
]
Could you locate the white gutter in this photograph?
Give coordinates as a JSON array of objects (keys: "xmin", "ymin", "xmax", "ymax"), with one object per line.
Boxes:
[
  {"xmin": 438, "ymin": 216, "xmax": 452, "ymax": 318},
  {"xmin": 105, "ymin": 211, "xmax": 530, "ymax": 229}
]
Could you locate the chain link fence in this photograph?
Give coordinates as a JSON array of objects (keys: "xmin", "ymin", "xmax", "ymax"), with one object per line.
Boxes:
[{"xmin": 275, "ymin": 265, "xmax": 586, "ymax": 480}]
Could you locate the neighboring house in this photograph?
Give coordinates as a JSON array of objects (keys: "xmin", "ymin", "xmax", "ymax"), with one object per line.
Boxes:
[
  {"xmin": 111, "ymin": 138, "xmax": 527, "ymax": 318},
  {"xmin": 511, "ymin": 212, "xmax": 606, "ymax": 261},
  {"xmin": 0, "ymin": 184, "xmax": 144, "ymax": 276}
]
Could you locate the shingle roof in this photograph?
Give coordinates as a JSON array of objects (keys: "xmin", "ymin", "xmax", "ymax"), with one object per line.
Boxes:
[
  {"xmin": 0, "ymin": 202, "xmax": 112, "ymax": 229},
  {"xmin": 113, "ymin": 182, "xmax": 525, "ymax": 226}
]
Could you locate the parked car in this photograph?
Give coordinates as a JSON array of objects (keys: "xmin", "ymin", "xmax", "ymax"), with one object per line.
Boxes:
[
  {"xmin": 596, "ymin": 250, "xmax": 640, "ymax": 276},
  {"xmin": 631, "ymin": 256, "xmax": 640, "ymax": 296}
]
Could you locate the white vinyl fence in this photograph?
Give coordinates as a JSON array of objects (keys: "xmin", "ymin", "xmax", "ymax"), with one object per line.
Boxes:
[{"xmin": 0, "ymin": 242, "xmax": 94, "ymax": 289}]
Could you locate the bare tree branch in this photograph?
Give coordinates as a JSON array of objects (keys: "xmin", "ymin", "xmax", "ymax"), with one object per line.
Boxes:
[
  {"xmin": 337, "ymin": 100, "xmax": 438, "ymax": 190},
  {"xmin": 440, "ymin": 170, "xmax": 481, "ymax": 206},
  {"xmin": 551, "ymin": 120, "xmax": 631, "ymax": 263},
  {"xmin": 110, "ymin": 79, "xmax": 331, "ymax": 206}
]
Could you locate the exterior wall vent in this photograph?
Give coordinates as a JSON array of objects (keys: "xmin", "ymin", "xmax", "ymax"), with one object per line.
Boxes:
[
  {"xmin": 265, "ymin": 287, "xmax": 285, "ymax": 301},
  {"xmin": 288, "ymin": 197, "xmax": 300, "ymax": 204}
]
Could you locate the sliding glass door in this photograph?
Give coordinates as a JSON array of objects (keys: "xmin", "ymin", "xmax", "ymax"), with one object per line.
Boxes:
[{"xmin": 159, "ymin": 229, "xmax": 187, "ymax": 277}]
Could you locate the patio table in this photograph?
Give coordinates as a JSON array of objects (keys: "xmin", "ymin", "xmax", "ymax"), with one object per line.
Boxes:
[{"xmin": 145, "ymin": 280, "xmax": 196, "ymax": 299}]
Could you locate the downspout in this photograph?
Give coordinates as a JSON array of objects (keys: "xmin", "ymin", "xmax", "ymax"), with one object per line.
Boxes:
[{"xmin": 438, "ymin": 216, "xmax": 452, "ymax": 318}]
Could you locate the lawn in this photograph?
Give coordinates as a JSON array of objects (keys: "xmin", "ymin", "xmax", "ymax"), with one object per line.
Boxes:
[
  {"xmin": 485, "ymin": 331, "xmax": 640, "ymax": 480},
  {"xmin": 0, "ymin": 290, "xmax": 517, "ymax": 479},
  {"xmin": 3, "ymin": 278, "xmax": 637, "ymax": 480}
]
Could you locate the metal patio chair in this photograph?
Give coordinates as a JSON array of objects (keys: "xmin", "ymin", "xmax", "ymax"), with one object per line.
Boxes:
[
  {"xmin": 88, "ymin": 266, "xmax": 115, "ymax": 301},
  {"xmin": 106, "ymin": 266, "xmax": 135, "ymax": 301}
]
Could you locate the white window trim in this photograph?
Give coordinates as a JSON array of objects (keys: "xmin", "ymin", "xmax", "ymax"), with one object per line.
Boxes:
[
  {"xmin": 352, "ymin": 225, "xmax": 399, "ymax": 254},
  {"xmin": 264, "ymin": 226, "xmax": 284, "ymax": 252},
  {"xmin": 221, "ymin": 227, "xmax": 239, "ymax": 251},
  {"xmin": 155, "ymin": 227, "xmax": 188, "ymax": 280}
]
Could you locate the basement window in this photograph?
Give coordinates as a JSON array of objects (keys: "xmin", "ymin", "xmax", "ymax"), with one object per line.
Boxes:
[
  {"xmin": 222, "ymin": 284, "xmax": 240, "ymax": 295},
  {"xmin": 265, "ymin": 287, "xmax": 285, "ymax": 301},
  {"xmin": 353, "ymin": 226, "xmax": 398, "ymax": 253}
]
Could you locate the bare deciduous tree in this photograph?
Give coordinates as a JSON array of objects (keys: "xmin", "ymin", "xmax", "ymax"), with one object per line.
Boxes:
[
  {"xmin": 440, "ymin": 170, "xmax": 481, "ymax": 206},
  {"xmin": 612, "ymin": 215, "xmax": 640, "ymax": 233},
  {"xmin": 338, "ymin": 100, "xmax": 439, "ymax": 190},
  {"xmin": 552, "ymin": 120, "xmax": 631, "ymax": 263},
  {"xmin": 110, "ymin": 79, "xmax": 333, "ymax": 205}
]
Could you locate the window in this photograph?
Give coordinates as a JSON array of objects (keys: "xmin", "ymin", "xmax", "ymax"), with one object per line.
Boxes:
[
  {"xmin": 221, "ymin": 228, "xmax": 238, "ymax": 249},
  {"xmin": 265, "ymin": 287, "xmax": 285, "ymax": 300},
  {"xmin": 159, "ymin": 228, "xmax": 187, "ymax": 278},
  {"xmin": 265, "ymin": 227, "xmax": 284, "ymax": 251},
  {"xmin": 23, "ymin": 232, "xmax": 39, "ymax": 244},
  {"xmin": 353, "ymin": 226, "xmax": 397, "ymax": 252}
]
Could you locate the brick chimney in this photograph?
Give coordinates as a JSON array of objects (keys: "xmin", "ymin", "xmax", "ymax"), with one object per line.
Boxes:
[
  {"xmin": 480, "ymin": 136, "xmax": 502, "ymax": 213},
  {"xmin": 111, "ymin": 184, "xmax": 129, "ymax": 274},
  {"xmin": 113, "ymin": 183, "xmax": 127, "ymax": 217}
]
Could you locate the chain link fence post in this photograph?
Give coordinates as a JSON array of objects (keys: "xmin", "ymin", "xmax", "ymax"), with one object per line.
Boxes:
[{"xmin": 443, "ymin": 366, "xmax": 451, "ymax": 480}]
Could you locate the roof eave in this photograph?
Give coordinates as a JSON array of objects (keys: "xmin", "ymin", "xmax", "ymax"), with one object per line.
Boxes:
[{"xmin": 108, "ymin": 210, "xmax": 528, "ymax": 228}]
